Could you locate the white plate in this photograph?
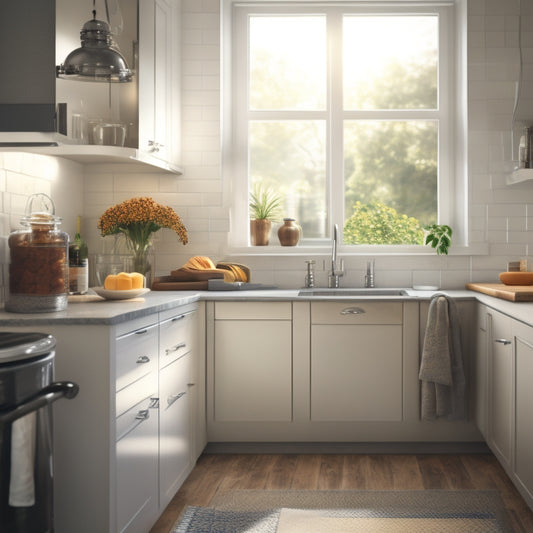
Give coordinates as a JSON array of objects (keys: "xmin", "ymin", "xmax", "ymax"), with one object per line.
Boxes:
[{"xmin": 92, "ymin": 287, "xmax": 150, "ymax": 300}]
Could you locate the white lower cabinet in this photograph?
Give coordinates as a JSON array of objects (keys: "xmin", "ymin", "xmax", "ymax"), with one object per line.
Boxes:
[
  {"xmin": 514, "ymin": 320, "xmax": 533, "ymax": 504},
  {"xmin": 0, "ymin": 301, "xmax": 204, "ymax": 533},
  {"xmin": 310, "ymin": 302, "xmax": 403, "ymax": 422},
  {"xmin": 116, "ymin": 386, "xmax": 159, "ymax": 533},
  {"xmin": 213, "ymin": 301, "xmax": 292, "ymax": 422},
  {"xmin": 487, "ymin": 309, "xmax": 513, "ymax": 468},
  {"xmin": 476, "ymin": 304, "xmax": 533, "ymax": 512},
  {"xmin": 206, "ymin": 299, "xmax": 478, "ymax": 444}
]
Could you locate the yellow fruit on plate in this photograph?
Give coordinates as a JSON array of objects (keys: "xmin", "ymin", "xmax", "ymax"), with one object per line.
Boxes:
[{"xmin": 104, "ymin": 272, "xmax": 145, "ymax": 290}]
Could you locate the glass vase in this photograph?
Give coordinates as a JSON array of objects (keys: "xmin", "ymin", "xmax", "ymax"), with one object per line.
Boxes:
[{"xmin": 124, "ymin": 236, "xmax": 154, "ymax": 288}]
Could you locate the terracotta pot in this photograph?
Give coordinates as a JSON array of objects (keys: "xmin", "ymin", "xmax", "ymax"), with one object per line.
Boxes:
[
  {"xmin": 250, "ymin": 219, "xmax": 272, "ymax": 246},
  {"xmin": 278, "ymin": 218, "xmax": 301, "ymax": 246}
]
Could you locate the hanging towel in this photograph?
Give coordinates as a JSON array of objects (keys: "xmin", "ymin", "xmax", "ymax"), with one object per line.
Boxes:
[
  {"xmin": 9, "ymin": 411, "xmax": 36, "ymax": 507},
  {"xmin": 419, "ymin": 294, "xmax": 466, "ymax": 421}
]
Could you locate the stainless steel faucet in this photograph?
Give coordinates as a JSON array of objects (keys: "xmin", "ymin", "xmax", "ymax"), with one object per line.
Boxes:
[
  {"xmin": 365, "ymin": 259, "xmax": 375, "ymax": 288},
  {"xmin": 328, "ymin": 224, "xmax": 344, "ymax": 288}
]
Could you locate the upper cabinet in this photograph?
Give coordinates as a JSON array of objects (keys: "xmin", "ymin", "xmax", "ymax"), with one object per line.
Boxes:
[
  {"xmin": 0, "ymin": 0, "xmax": 56, "ymax": 133},
  {"xmin": 0, "ymin": 0, "xmax": 182, "ymax": 174},
  {"xmin": 138, "ymin": 0, "xmax": 180, "ymax": 167}
]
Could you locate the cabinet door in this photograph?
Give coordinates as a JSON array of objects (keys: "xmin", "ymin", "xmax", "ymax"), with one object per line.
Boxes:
[
  {"xmin": 311, "ymin": 324, "xmax": 403, "ymax": 421},
  {"xmin": 214, "ymin": 319, "xmax": 292, "ymax": 422},
  {"xmin": 513, "ymin": 321, "xmax": 533, "ymax": 501},
  {"xmin": 475, "ymin": 305, "xmax": 489, "ymax": 440},
  {"xmin": 488, "ymin": 311, "xmax": 513, "ymax": 467},
  {"xmin": 138, "ymin": 0, "xmax": 178, "ymax": 164},
  {"xmin": 159, "ymin": 353, "xmax": 191, "ymax": 510}
]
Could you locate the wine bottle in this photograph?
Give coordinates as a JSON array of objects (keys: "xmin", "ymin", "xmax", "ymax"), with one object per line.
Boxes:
[{"xmin": 69, "ymin": 216, "xmax": 89, "ymax": 294}]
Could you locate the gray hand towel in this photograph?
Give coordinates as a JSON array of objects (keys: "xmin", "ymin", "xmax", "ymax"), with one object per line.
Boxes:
[{"xmin": 419, "ymin": 294, "xmax": 466, "ymax": 420}]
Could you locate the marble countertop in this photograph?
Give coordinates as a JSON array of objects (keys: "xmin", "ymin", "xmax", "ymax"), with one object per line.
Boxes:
[{"xmin": 0, "ymin": 287, "xmax": 532, "ymax": 328}]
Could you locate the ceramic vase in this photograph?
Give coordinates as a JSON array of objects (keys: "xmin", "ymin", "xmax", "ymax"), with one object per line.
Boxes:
[
  {"xmin": 278, "ymin": 218, "xmax": 301, "ymax": 246},
  {"xmin": 250, "ymin": 219, "xmax": 272, "ymax": 246}
]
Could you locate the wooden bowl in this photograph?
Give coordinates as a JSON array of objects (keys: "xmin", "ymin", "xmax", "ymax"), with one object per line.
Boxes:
[{"xmin": 499, "ymin": 272, "xmax": 533, "ymax": 285}]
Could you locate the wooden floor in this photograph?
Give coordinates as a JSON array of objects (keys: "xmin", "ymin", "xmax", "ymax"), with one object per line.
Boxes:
[{"xmin": 150, "ymin": 452, "xmax": 533, "ymax": 533}]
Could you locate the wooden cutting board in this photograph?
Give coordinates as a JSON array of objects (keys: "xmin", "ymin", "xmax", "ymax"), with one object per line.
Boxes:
[
  {"xmin": 151, "ymin": 279, "xmax": 209, "ymax": 291},
  {"xmin": 466, "ymin": 283, "xmax": 533, "ymax": 302}
]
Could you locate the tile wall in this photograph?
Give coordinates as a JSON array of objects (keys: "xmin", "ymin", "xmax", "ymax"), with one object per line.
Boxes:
[{"xmin": 1, "ymin": 0, "xmax": 532, "ymax": 297}]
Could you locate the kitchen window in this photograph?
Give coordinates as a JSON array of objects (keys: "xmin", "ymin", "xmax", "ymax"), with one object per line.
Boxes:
[{"xmin": 225, "ymin": 1, "xmax": 467, "ymax": 249}]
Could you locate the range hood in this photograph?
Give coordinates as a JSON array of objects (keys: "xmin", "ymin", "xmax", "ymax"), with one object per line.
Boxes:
[{"xmin": 0, "ymin": 0, "xmax": 65, "ymax": 146}]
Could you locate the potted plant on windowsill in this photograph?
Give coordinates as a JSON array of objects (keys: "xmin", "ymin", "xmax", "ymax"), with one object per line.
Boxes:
[
  {"xmin": 424, "ymin": 224, "xmax": 452, "ymax": 255},
  {"xmin": 249, "ymin": 186, "xmax": 282, "ymax": 245}
]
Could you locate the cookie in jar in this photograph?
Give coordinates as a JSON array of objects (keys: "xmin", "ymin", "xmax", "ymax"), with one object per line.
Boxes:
[{"xmin": 6, "ymin": 193, "xmax": 69, "ymax": 313}]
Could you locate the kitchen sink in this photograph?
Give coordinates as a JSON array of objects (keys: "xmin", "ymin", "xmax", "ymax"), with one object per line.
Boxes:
[{"xmin": 297, "ymin": 288, "xmax": 409, "ymax": 297}]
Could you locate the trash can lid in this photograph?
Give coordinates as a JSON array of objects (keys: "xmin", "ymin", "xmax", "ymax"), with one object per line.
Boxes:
[{"xmin": 0, "ymin": 332, "xmax": 56, "ymax": 364}]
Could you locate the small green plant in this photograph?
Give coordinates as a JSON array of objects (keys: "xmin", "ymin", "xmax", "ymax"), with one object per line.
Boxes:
[
  {"xmin": 249, "ymin": 185, "xmax": 282, "ymax": 220},
  {"xmin": 424, "ymin": 224, "xmax": 453, "ymax": 255}
]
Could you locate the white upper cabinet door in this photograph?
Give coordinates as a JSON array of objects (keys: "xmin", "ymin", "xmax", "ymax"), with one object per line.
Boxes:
[{"xmin": 138, "ymin": 0, "xmax": 180, "ymax": 167}]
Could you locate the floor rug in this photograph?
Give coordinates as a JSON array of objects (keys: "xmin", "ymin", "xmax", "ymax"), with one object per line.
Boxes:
[{"xmin": 173, "ymin": 489, "xmax": 513, "ymax": 532}]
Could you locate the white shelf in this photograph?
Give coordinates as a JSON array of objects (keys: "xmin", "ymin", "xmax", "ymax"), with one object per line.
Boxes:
[
  {"xmin": 0, "ymin": 142, "xmax": 182, "ymax": 175},
  {"xmin": 507, "ymin": 168, "xmax": 533, "ymax": 185}
]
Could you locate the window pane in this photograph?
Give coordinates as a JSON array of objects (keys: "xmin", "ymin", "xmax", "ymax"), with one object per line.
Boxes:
[
  {"xmin": 343, "ymin": 16, "xmax": 438, "ymax": 110},
  {"xmin": 249, "ymin": 16, "xmax": 326, "ymax": 110},
  {"xmin": 344, "ymin": 120, "xmax": 437, "ymax": 245},
  {"xmin": 250, "ymin": 121, "xmax": 327, "ymax": 238}
]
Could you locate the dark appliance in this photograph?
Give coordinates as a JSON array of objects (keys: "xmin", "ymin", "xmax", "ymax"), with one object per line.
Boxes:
[{"xmin": 0, "ymin": 332, "xmax": 78, "ymax": 533}]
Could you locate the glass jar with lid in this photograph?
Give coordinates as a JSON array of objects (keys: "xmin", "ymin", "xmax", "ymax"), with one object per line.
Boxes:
[{"xmin": 6, "ymin": 193, "xmax": 69, "ymax": 313}]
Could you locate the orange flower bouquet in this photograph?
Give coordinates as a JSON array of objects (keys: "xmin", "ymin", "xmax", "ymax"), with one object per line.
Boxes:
[{"xmin": 98, "ymin": 197, "xmax": 187, "ymax": 277}]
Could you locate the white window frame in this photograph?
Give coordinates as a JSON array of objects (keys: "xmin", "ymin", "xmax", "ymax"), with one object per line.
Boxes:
[{"xmin": 222, "ymin": 0, "xmax": 469, "ymax": 254}]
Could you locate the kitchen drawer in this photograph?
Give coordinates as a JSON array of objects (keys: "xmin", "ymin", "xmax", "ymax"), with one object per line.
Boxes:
[
  {"xmin": 116, "ymin": 372, "xmax": 157, "ymax": 420},
  {"xmin": 311, "ymin": 301, "xmax": 402, "ymax": 325},
  {"xmin": 215, "ymin": 301, "xmax": 291, "ymax": 320},
  {"xmin": 116, "ymin": 323, "xmax": 158, "ymax": 392},
  {"xmin": 116, "ymin": 393, "xmax": 158, "ymax": 533},
  {"xmin": 159, "ymin": 310, "xmax": 195, "ymax": 369}
]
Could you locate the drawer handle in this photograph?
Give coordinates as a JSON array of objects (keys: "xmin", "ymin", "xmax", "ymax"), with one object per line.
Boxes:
[
  {"xmin": 167, "ymin": 391, "xmax": 186, "ymax": 407},
  {"xmin": 340, "ymin": 307, "xmax": 366, "ymax": 315},
  {"xmin": 136, "ymin": 355, "xmax": 151, "ymax": 364},
  {"xmin": 494, "ymin": 339, "xmax": 512, "ymax": 345},
  {"xmin": 135, "ymin": 329, "xmax": 149, "ymax": 335},
  {"xmin": 135, "ymin": 409, "xmax": 150, "ymax": 421},
  {"xmin": 117, "ymin": 398, "xmax": 156, "ymax": 441},
  {"xmin": 172, "ymin": 314, "xmax": 186, "ymax": 322},
  {"xmin": 165, "ymin": 342, "xmax": 186, "ymax": 355}
]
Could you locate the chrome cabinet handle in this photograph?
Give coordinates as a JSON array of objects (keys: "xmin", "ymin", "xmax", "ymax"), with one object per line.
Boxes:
[
  {"xmin": 135, "ymin": 329, "xmax": 148, "ymax": 335},
  {"xmin": 135, "ymin": 409, "xmax": 150, "ymax": 421},
  {"xmin": 167, "ymin": 391, "xmax": 186, "ymax": 407},
  {"xmin": 165, "ymin": 342, "xmax": 186, "ymax": 355},
  {"xmin": 340, "ymin": 307, "xmax": 366, "ymax": 315},
  {"xmin": 136, "ymin": 355, "xmax": 150, "ymax": 364},
  {"xmin": 494, "ymin": 339, "xmax": 512, "ymax": 345},
  {"xmin": 172, "ymin": 314, "xmax": 186, "ymax": 322}
]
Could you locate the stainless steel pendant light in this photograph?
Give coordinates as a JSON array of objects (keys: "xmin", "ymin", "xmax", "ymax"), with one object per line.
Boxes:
[{"xmin": 56, "ymin": 0, "xmax": 132, "ymax": 83}]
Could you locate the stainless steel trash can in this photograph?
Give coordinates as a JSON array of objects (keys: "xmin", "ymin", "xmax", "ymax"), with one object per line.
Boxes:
[{"xmin": 0, "ymin": 332, "xmax": 78, "ymax": 533}]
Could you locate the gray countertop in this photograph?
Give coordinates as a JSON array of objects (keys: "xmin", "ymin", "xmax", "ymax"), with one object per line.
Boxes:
[{"xmin": 0, "ymin": 288, "xmax": 531, "ymax": 328}]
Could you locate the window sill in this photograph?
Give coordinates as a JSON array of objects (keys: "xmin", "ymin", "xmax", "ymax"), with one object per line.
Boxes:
[{"xmin": 225, "ymin": 243, "xmax": 489, "ymax": 257}]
